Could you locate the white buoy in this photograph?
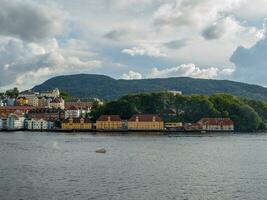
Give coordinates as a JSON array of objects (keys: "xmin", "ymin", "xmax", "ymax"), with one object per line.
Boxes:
[{"xmin": 95, "ymin": 148, "xmax": 107, "ymax": 153}]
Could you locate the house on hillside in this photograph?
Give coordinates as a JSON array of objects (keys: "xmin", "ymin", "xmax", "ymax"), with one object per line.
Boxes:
[
  {"xmin": 128, "ymin": 114, "xmax": 164, "ymax": 130},
  {"xmin": 65, "ymin": 106, "xmax": 81, "ymax": 118},
  {"xmin": 96, "ymin": 115, "xmax": 123, "ymax": 130},
  {"xmin": 48, "ymin": 97, "xmax": 65, "ymax": 109}
]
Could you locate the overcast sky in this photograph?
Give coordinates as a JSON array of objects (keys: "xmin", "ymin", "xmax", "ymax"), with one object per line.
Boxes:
[{"xmin": 1, "ymin": 0, "xmax": 267, "ymax": 91}]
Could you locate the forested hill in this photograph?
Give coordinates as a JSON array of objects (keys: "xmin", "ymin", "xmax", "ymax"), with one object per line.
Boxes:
[{"xmin": 32, "ymin": 74, "xmax": 267, "ymax": 100}]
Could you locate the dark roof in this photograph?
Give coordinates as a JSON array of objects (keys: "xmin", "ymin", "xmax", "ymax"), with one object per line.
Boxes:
[
  {"xmin": 50, "ymin": 97, "xmax": 62, "ymax": 103},
  {"xmin": 128, "ymin": 114, "xmax": 163, "ymax": 122},
  {"xmin": 28, "ymin": 108, "xmax": 64, "ymax": 113},
  {"xmin": 97, "ymin": 115, "xmax": 122, "ymax": 122}
]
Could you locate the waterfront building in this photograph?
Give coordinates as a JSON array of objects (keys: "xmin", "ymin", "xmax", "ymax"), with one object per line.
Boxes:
[
  {"xmin": 6, "ymin": 112, "xmax": 26, "ymax": 130},
  {"xmin": 0, "ymin": 106, "xmax": 32, "ymax": 119},
  {"xmin": 16, "ymin": 97, "xmax": 29, "ymax": 106},
  {"xmin": 27, "ymin": 119, "xmax": 54, "ymax": 130},
  {"xmin": 65, "ymin": 106, "xmax": 81, "ymax": 118},
  {"xmin": 96, "ymin": 115, "xmax": 123, "ymax": 130},
  {"xmin": 198, "ymin": 118, "xmax": 234, "ymax": 131},
  {"xmin": 128, "ymin": 114, "xmax": 164, "ymax": 130},
  {"xmin": 28, "ymin": 108, "xmax": 65, "ymax": 121},
  {"xmin": 164, "ymin": 122, "xmax": 183, "ymax": 130},
  {"xmin": 61, "ymin": 118, "xmax": 92, "ymax": 130},
  {"xmin": 48, "ymin": 97, "xmax": 65, "ymax": 109}
]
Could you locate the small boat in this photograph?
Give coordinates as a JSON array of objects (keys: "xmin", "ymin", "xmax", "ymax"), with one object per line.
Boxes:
[{"xmin": 95, "ymin": 148, "xmax": 107, "ymax": 153}]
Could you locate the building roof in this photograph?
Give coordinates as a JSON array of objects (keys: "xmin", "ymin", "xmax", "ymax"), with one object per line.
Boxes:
[
  {"xmin": 28, "ymin": 108, "xmax": 64, "ymax": 113},
  {"xmin": 198, "ymin": 118, "xmax": 234, "ymax": 126},
  {"xmin": 62, "ymin": 118, "xmax": 91, "ymax": 123},
  {"xmin": 50, "ymin": 97, "xmax": 62, "ymax": 103},
  {"xmin": 66, "ymin": 105, "xmax": 79, "ymax": 110},
  {"xmin": 128, "ymin": 114, "xmax": 163, "ymax": 122},
  {"xmin": 97, "ymin": 115, "xmax": 122, "ymax": 122},
  {"xmin": 0, "ymin": 106, "xmax": 32, "ymax": 110}
]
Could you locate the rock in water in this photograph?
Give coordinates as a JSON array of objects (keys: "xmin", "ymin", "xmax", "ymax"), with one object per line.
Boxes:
[{"xmin": 95, "ymin": 148, "xmax": 107, "ymax": 153}]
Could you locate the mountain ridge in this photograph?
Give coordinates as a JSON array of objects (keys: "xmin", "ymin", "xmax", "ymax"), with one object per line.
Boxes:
[{"xmin": 32, "ymin": 74, "xmax": 267, "ymax": 100}]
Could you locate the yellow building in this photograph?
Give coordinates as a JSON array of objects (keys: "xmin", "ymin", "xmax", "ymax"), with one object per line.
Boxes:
[
  {"xmin": 96, "ymin": 115, "xmax": 123, "ymax": 130},
  {"xmin": 16, "ymin": 97, "xmax": 29, "ymax": 106},
  {"xmin": 128, "ymin": 114, "xmax": 164, "ymax": 130},
  {"xmin": 61, "ymin": 118, "xmax": 92, "ymax": 130}
]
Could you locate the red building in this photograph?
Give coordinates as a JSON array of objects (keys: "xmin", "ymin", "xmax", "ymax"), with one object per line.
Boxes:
[
  {"xmin": 0, "ymin": 106, "xmax": 32, "ymax": 119},
  {"xmin": 28, "ymin": 108, "xmax": 65, "ymax": 121}
]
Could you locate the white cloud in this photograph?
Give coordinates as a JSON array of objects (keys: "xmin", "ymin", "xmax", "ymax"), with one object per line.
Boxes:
[
  {"xmin": 122, "ymin": 70, "xmax": 142, "ymax": 80},
  {"xmin": 147, "ymin": 63, "xmax": 233, "ymax": 79},
  {"xmin": 202, "ymin": 16, "xmax": 245, "ymax": 40},
  {"xmin": 122, "ymin": 43, "xmax": 166, "ymax": 57}
]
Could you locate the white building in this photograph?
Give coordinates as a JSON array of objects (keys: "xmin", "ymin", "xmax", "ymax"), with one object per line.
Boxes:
[
  {"xmin": 48, "ymin": 97, "xmax": 65, "ymax": 109},
  {"xmin": 40, "ymin": 88, "xmax": 60, "ymax": 98},
  {"xmin": 27, "ymin": 119, "xmax": 54, "ymax": 130},
  {"xmin": 65, "ymin": 106, "xmax": 81, "ymax": 118},
  {"xmin": 6, "ymin": 112, "xmax": 25, "ymax": 130}
]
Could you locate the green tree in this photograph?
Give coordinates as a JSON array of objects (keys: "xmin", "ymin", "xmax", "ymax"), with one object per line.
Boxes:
[{"xmin": 5, "ymin": 88, "xmax": 19, "ymax": 98}]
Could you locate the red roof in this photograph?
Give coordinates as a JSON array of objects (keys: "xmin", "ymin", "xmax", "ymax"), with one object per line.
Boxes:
[
  {"xmin": 97, "ymin": 115, "xmax": 122, "ymax": 122},
  {"xmin": 0, "ymin": 106, "xmax": 32, "ymax": 110},
  {"xmin": 50, "ymin": 98, "xmax": 62, "ymax": 103},
  {"xmin": 198, "ymin": 118, "xmax": 234, "ymax": 126},
  {"xmin": 128, "ymin": 114, "xmax": 163, "ymax": 122}
]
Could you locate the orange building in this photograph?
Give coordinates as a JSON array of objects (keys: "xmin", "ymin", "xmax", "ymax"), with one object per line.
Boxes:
[
  {"xmin": 96, "ymin": 115, "xmax": 123, "ymax": 130},
  {"xmin": 128, "ymin": 114, "xmax": 164, "ymax": 130}
]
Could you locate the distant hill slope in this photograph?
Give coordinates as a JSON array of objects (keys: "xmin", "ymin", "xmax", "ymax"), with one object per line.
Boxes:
[{"xmin": 32, "ymin": 74, "xmax": 267, "ymax": 100}]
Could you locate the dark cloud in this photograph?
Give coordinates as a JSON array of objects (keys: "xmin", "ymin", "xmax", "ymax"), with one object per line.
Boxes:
[
  {"xmin": 0, "ymin": 0, "xmax": 63, "ymax": 42},
  {"xmin": 230, "ymin": 37, "xmax": 267, "ymax": 85},
  {"xmin": 163, "ymin": 39, "xmax": 188, "ymax": 49}
]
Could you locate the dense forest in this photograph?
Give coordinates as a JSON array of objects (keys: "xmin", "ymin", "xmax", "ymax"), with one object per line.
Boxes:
[
  {"xmin": 90, "ymin": 92, "xmax": 267, "ymax": 132},
  {"xmin": 32, "ymin": 74, "xmax": 267, "ymax": 101}
]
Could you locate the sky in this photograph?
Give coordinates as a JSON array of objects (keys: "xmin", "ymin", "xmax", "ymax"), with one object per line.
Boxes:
[{"xmin": 1, "ymin": 0, "xmax": 267, "ymax": 91}]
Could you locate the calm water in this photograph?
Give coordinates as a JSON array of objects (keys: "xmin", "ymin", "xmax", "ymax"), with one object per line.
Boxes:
[{"xmin": 1, "ymin": 132, "xmax": 267, "ymax": 200}]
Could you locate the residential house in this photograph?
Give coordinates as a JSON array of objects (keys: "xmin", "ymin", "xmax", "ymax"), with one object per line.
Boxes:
[
  {"xmin": 96, "ymin": 115, "xmax": 123, "ymax": 130},
  {"xmin": 65, "ymin": 106, "xmax": 81, "ymax": 118},
  {"xmin": 0, "ymin": 106, "xmax": 32, "ymax": 119},
  {"xmin": 6, "ymin": 112, "xmax": 26, "ymax": 130},
  {"xmin": 128, "ymin": 114, "xmax": 164, "ymax": 130},
  {"xmin": 62, "ymin": 118, "xmax": 92, "ymax": 130},
  {"xmin": 48, "ymin": 97, "xmax": 65, "ymax": 109},
  {"xmin": 65, "ymin": 99, "xmax": 92, "ymax": 113},
  {"xmin": 7, "ymin": 98, "xmax": 16, "ymax": 106},
  {"xmin": 28, "ymin": 108, "xmax": 65, "ymax": 121},
  {"xmin": 16, "ymin": 97, "xmax": 29, "ymax": 106},
  {"xmin": 198, "ymin": 118, "xmax": 234, "ymax": 131},
  {"xmin": 40, "ymin": 88, "xmax": 60, "ymax": 98},
  {"xmin": 27, "ymin": 119, "xmax": 54, "ymax": 130},
  {"xmin": 18, "ymin": 90, "xmax": 38, "ymax": 106}
]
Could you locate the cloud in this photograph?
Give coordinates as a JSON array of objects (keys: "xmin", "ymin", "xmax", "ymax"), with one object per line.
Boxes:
[
  {"xmin": 163, "ymin": 39, "xmax": 188, "ymax": 49},
  {"xmin": 153, "ymin": 0, "xmax": 243, "ymax": 28},
  {"xmin": 122, "ymin": 43, "xmax": 166, "ymax": 57},
  {"xmin": 122, "ymin": 70, "xmax": 142, "ymax": 80},
  {"xmin": 147, "ymin": 63, "xmax": 233, "ymax": 79},
  {"xmin": 202, "ymin": 16, "xmax": 242, "ymax": 40},
  {"xmin": 0, "ymin": 0, "xmax": 65, "ymax": 42},
  {"xmin": 0, "ymin": 38, "xmax": 101, "ymax": 89},
  {"xmin": 230, "ymin": 18, "xmax": 267, "ymax": 85}
]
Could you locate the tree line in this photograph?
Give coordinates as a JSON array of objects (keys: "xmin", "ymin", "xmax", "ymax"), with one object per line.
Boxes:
[{"xmin": 90, "ymin": 92, "xmax": 267, "ymax": 132}]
